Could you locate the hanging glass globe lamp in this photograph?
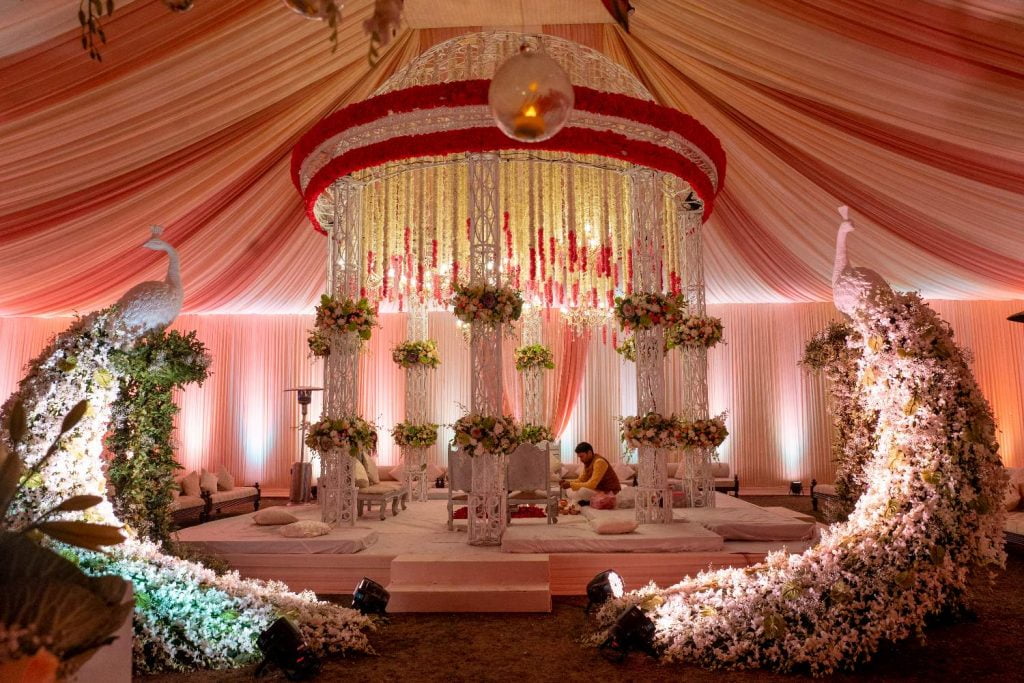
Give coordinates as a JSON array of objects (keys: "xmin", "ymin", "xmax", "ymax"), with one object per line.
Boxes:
[{"xmin": 488, "ymin": 41, "xmax": 575, "ymax": 142}]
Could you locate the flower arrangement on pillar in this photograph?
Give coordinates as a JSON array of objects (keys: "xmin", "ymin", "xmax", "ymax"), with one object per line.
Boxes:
[
  {"xmin": 451, "ymin": 284, "xmax": 524, "ymax": 327},
  {"xmin": 620, "ymin": 413, "xmax": 683, "ymax": 450},
  {"xmin": 677, "ymin": 414, "xmax": 728, "ymax": 450},
  {"xmin": 313, "ymin": 294, "xmax": 377, "ymax": 340},
  {"xmin": 306, "ymin": 416, "xmax": 377, "ymax": 525},
  {"xmin": 392, "ymin": 422, "xmax": 437, "ymax": 503},
  {"xmin": 519, "ymin": 423, "xmax": 555, "ymax": 445},
  {"xmin": 514, "ymin": 344, "xmax": 555, "ymax": 371},
  {"xmin": 391, "ymin": 340, "xmax": 441, "ymax": 368},
  {"xmin": 613, "ymin": 293, "xmax": 685, "ymax": 332},
  {"xmin": 665, "ymin": 315, "xmax": 724, "ymax": 349},
  {"xmin": 452, "ymin": 414, "xmax": 522, "ymax": 457},
  {"xmin": 453, "ymin": 414, "xmax": 521, "ymax": 546}
]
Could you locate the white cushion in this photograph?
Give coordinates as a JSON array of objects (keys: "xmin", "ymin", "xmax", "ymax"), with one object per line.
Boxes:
[
  {"xmin": 386, "ymin": 465, "xmax": 405, "ymax": 482},
  {"xmin": 199, "ymin": 470, "xmax": 219, "ymax": 495},
  {"xmin": 613, "ymin": 463, "xmax": 635, "ymax": 482},
  {"xmin": 549, "ymin": 454, "xmax": 562, "ymax": 476},
  {"xmin": 169, "ymin": 495, "xmax": 204, "ymax": 512},
  {"xmin": 1005, "ymin": 476, "xmax": 1022, "ymax": 512},
  {"xmin": 216, "ymin": 465, "xmax": 235, "ymax": 491},
  {"xmin": 364, "ymin": 456, "xmax": 381, "ymax": 485},
  {"xmin": 589, "ymin": 517, "xmax": 638, "ymax": 534},
  {"xmin": 209, "ymin": 486, "xmax": 258, "ymax": 504},
  {"xmin": 279, "ymin": 520, "xmax": 332, "ymax": 537},
  {"xmin": 253, "ymin": 509, "xmax": 298, "ymax": 526},
  {"xmin": 711, "ymin": 461, "xmax": 730, "ymax": 478},
  {"xmin": 180, "ymin": 470, "xmax": 201, "ymax": 497},
  {"xmin": 615, "ymin": 485, "xmax": 636, "ymax": 509},
  {"xmin": 353, "ymin": 459, "xmax": 370, "ymax": 489},
  {"xmin": 562, "ymin": 463, "xmax": 580, "ymax": 478},
  {"xmin": 1006, "ymin": 511, "xmax": 1024, "ymax": 536},
  {"xmin": 359, "ymin": 481, "xmax": 405, "ymax": 495}
]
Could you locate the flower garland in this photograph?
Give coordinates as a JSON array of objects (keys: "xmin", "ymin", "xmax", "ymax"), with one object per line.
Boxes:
[
  {"xmin": 665, "ymin": 315, "xmax": 724, "ymax": 349},
  {"xmin": 595, "ymin": 291, "xmax": 1007, "ymax": 675},
  {"xmin": 75, "ymin": 539, "xmax": 372, "ymax": 673},
  {"xmin": 677, "ymin": 414, "xmax": 728, "ymax": 450},
  {"xmin": 314, "ymin": 294, "xmax": 376, "ymax": 341},
  {"xmin": 391, "ymin": 422, "xmax": 438, "ymax": 449},
  {"xmin": 614, "ymin": 293, "xmax": 685, "ymax": 332},
  {"xmin": 391, "ymin": 339, "xmax": 441, "ymax": 369},
  {"xmin": 0, "ymin": 310, "xmax": 373, "ymax": 672},
  {"xmin": 305, "ymin": 415, "xmax": 377, "ymax": 459},
  {"xmin": 620, "ymin": 412, "xmax": 683, "ymax": 450},
  {"xmin": 514, "ymin": 344, "xmax": 555, "ymax": 371},
  {"xmin": 452, "ymin": 414, "xmax": 521, "ymax": 457},
  {"xmin": 451, "ymin": 283, "xmax": 523, "ymax": 327},
  {"xmin": 519, "ymin": 423, "xmax": 555, "ymax": 444}
]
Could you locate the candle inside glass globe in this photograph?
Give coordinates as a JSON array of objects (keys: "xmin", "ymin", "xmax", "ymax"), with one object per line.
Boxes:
[{"xmin": 488, "ymin": 43, "xmax": 575, "ymax": 142}]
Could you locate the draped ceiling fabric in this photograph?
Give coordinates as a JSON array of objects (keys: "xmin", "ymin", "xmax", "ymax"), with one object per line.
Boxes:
[{"xmin": 1, "ymin": 1, "xmax": 1023, "ymax": 490}]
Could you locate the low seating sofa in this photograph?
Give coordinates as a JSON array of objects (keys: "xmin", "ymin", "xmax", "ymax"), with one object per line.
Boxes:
[{"xmin": 170, "ymin": 467, "xmax": 261, "ymax": 525}]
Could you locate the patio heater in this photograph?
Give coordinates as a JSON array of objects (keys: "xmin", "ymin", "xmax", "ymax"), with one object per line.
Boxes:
[{"xmin": 285, "ymin": 386, "xmax": 321, "ymax": 504}]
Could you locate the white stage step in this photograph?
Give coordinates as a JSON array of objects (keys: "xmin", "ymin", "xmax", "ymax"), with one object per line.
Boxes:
[{"xmin": 386, "ymin": 553, "xmax": 551, "ymax": 612}]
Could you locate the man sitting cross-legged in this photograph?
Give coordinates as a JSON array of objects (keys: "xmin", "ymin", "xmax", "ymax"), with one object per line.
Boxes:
[{"xmin": 560, "ymin": 442, "xmax": 620, "ymax": 505}]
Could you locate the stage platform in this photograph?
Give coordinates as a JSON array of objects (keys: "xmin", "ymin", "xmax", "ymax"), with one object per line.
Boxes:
[{"xmin": 174, "ymin": 494, "xmax": 816, "ymax": 612}]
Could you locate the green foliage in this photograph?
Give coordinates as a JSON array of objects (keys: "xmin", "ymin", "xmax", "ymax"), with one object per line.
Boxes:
[{"xmin": 106, "ymin": 329, "xmax": 209, "ymax": 545}]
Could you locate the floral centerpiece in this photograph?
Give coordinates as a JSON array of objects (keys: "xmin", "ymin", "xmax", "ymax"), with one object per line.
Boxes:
[
  {"xmin": 391, "ymin": 340, "xmax": 441, "ymax": 369},
  {"xmin": 514, "ymin": 344, "xmax": 554, "ymax": 371},
  {"xmin": 305, "ymin": 415, "xmax": 377, "ymax": 458},
  {"xmin": 614, "ymin": 293, "xmax": 685, "ymax": 332},
  {"xmin": 451, "ymin": 283, "xmax": 523, "ymax": 326},
  {"xmin": 677, "ymin": 414, "xmax": 728, "ymax": 449},
  {"xmin": 452, "ymin": 414, "xmax": 521, "ymax": 457},
  {"xmin": 620, "ymin": 412, "xmax": 683, "ymax": 449},
  {"xmin": 314, "ymin": 294, "xmax": 377, "ymax": 341},
  {"xmin": 665, "ymin": 315, "xmax": 724, "ymax": 349},
  {"xmin": 307, "ymin": 328, "xmax": 331, "ymax": 357},
  {"xmin": 391, "ymin": 422, "xmax": 438, "ymax": 449},
  {"xmin": 519, "ymin": 423, "xmax": 555, "ymax": 444}
]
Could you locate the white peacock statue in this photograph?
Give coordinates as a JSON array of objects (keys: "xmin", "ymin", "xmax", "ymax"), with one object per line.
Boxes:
[
  {"xmin": 832, "ymin": 205, "xmax": 893, "ymax": 317},
  {"xmin": 113, "ymin": 225, "xmax": 183, "ymax": 332}
]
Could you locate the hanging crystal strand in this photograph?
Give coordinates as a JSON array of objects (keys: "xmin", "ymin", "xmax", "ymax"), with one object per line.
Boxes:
[
  {"xmin": 322, "ymin": 179, "xmax": 363, "ymax": 525},
  {"xmin": 677, "ymin": 193, "xmax": 714, "ymax": 507},
  {"xmin": 403, "ymin": 304, "xmax": 431, "ymax": 502},
  {"xmin": 630, "ymin": 169, "xmax": 672, "ymax": 524},
  {"xmin": 467, "ymin": 152, "xmax": 507, "ymax": 545},
  {"xmin": 520, "ymin": 305, "xmax": 544, "ymax": 428}
]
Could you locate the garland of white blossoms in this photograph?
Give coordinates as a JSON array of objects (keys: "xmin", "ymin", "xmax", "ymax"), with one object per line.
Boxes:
[
  {"xmin": 0, "ymin": 310, "xmax": 372, "ymax": 672},
  {"xmin": 595, "ymin": 291, "xmax": 1007, "ymax": 675},
  {"xmin": 452, "ymin": 414, "xmax": 521, "ymax": 457}
]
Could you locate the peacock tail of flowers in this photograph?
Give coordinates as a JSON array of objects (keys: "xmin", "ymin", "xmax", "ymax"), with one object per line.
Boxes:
[
  {"xmin": 0, "ymin": 309, "xmax": 372, "ymax": 671},
  {"xmin": 596, "ymin": 292, "xmax": 1006, "ymax": 675}
]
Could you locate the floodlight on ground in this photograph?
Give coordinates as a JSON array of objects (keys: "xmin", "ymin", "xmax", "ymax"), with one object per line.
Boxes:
[
  {"xmin": 352, "ymin": 577, "xmax": 390, "ymax": 615},
  {"xmin": 255, "ymin": 616, "xmax": 320, "ymax": 680},
  {"xmin": 599, "ymin": 605, "xmax": 656, "ymax": 663},
  {"xmin": 586, "ymin": 569, "xmax": 624, "ymax": 612}
]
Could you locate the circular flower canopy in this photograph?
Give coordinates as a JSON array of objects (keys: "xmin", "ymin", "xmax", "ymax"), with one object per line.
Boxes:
[{"xmin": 291, "ymin": 31, "xmax": 725, "ymax": 313}]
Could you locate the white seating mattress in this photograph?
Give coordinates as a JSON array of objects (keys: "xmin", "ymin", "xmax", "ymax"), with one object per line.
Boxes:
[
  {"xmin": 502, "ymin": 511, "xmax": 724, "ymax": 553},
  {"xmin": 174, "ymin": 505, "xmax": 377, "ymax": 554}
]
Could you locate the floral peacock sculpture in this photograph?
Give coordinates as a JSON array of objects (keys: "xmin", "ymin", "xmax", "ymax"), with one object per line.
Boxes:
[{"xmin": 1, "ymin": 228, "xmax": 372, "ymax": 673}]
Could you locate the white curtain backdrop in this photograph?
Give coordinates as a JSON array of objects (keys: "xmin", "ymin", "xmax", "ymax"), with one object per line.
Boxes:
[{"xmin": 2, "ymin": 300, "xmax": 1021, "ymax": 493}]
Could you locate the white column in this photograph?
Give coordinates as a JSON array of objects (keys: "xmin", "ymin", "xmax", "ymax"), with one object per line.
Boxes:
[
  {"xmin": 404, "ymin": 305, "xmax": 430, "ymax": 502},
  {"xmin": 630, "ymin": 169, "xmax": 672, "ymax": 524},
  {"xmin": 677, "ymin": 196, "xmax": 715, "ymax": 508},
  {"xmin": 520, "ymin": 305, "xmax": 544, "ymax": 427},
  {"xmin": 467, "ymin": 152, "xmax": 507, "ymax": 545},
  {"xmin": 322, "ymin": 180, "xmax": 363, "ymax": 525}
]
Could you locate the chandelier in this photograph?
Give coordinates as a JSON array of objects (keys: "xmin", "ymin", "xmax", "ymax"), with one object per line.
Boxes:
[
  {"xmin": 292, "ymin": 32, "xmax": 724, "ymax": 317},
  {"xmin": 561, "ymin": 304, "xmax": 612, "ymax": 335}
]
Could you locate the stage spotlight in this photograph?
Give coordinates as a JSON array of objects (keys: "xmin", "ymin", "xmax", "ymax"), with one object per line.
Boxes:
[
  {"xmin": 352, "ymin": 577, "xmax": 390, "ymax": 615},
  {"xmin": 255, "ymin": 617, "xmax": 321, "ymax": 680},
  {"xmin": 586, "ymin": 569, "xmax": 624, "ymax": 612},
  {"xmin": 599, "ymin": 605, "xmax": 656, "ymax": 663}
]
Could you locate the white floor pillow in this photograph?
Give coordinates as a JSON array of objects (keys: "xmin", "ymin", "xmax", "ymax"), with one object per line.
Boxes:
[
  {"xmin": 180, "ymin": 470, "xmax": 201, "ymax": 497},
  {"xmin": 253, "ymin": 509, "xmax": 298, "ymax": 526},
  {"xmin": 615, "ymin": 485, "xmax": 637, "ymax": 509},
  {"xmin": 589, "ymin": 517, "xmax": 639, "ymax": 534},
  {"xmin": 279, "ymin": 520, "xmax": 332, "ymax": 537}
]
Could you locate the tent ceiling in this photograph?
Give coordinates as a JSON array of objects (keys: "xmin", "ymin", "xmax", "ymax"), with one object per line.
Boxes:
[
  {"xmin": 403, "ymin": 0, "xmax": 614, "ymax": 28},
  {"xmin": 0, "ymin": 0, "xmax": 1021, "ymax": 315}
]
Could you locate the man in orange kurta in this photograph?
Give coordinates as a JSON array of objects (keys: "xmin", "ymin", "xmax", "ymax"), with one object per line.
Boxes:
[{"xmin": 560, "ymin": 442, "xmax": 620, "ymax": 504}]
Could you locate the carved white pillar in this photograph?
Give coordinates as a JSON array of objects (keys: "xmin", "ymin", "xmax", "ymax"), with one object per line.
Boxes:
[
  {"xmin": 677, "ymin": 197, "xmax": 715, "ymax": 508},
  {"xmin": 322, "ymin": 180, "xmax": 363, "ymax": 525},
  {"xmin": 467, "ymin": 152, "xmax": 507, "ymax": 545},
  {"xmin": 404, "ymin": 305, "xmax": 430, "ymax": 502},
  {"xmin": 630, "ymin": 169, "xmax": 672, "ymax": 524},
  {"xmin": 520, "ymin": 305, "xmax": 544, "ymax": 427}
]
